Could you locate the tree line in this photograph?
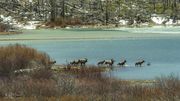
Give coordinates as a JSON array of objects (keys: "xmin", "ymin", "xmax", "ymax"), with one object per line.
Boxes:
[{"xmin": 0, "ymin": 0, "xmax": 180, "ymax": 25}]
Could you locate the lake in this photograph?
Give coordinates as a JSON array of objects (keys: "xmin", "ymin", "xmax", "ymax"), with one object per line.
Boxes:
[{"xmin": 0, "ymin": 26, "xmax": 180, "ymax": 80}]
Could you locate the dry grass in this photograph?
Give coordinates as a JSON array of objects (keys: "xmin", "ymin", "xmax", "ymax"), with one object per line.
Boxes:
[
  {"xmin": 29, "ymin": 68, "xmax": 53, "ymax": 79},
  {"xmin": 62, "ymin": 65, "xmax": 104, "ymax": 79},
  {"xmin": 0, "ymin": 70, "xmax": 180, "ymax": 101},
  {"xmin": 0, "ymin": 44, "xmax": 51, "ymax": 77},
  {"xmin": 0, "ymin": 31, "xmax": 22, "ymax": 35}
]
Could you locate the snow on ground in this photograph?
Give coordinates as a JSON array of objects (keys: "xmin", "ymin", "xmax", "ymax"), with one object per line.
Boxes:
[
  {"xmin": 177, "ymin": 20, "xmax": 180, "ymax": 24},
  {"xmin": 13, "ymin": 21, "xmax": 38, "ymax": 30},
  {"xmin": 119, "ymin": 20, "xmax": 128, "ymax": 25},
  {"xmin": 151, "ymin": 16, "xmax": 166, "ymax": 24},
  {"xmin": 22, "ymin": 21, "xmax": 40, "ymax": 29},
  {"xmin": 151, "ymin": 14, "xmax": 180, "ymax": 25},
  {"xmin": 0, "ymin": 14, "xmax": 180, "ymax": 30},
  {"xmin": 141, "ymin": 22, "xmax": 149, "ymax": 26},
  {"xmin": 165, "ymin": 19, "xmax": 174, "ymax": 25},
  {"xmin": 0, "ymin": 15, "xmax": 39, "ymax": 30}
]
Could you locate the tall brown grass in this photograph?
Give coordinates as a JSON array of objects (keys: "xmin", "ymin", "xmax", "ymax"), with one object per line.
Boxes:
[
  {"xmin": 63, "ymin": 66, "xmax": 104, "ymax": 79},
  {"xmin": 0, "ymin": 71, "xmax": 180, "ymax": 100},
  {"xmin": 0, "ymin": 44, "xmax": 51, "ymax": 77}
]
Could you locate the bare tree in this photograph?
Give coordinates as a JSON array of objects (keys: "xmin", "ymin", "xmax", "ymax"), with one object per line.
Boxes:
[{"xmin": 49, "ymin": 0, "xmax": 56, "ymax": 22}]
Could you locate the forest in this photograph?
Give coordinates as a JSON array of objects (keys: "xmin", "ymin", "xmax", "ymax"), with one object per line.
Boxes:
[{"xmin": 0, "ymin": 0, "xmax": 180, "ymax": 26}]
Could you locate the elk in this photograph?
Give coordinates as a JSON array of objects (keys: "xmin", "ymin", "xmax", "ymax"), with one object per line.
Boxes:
[
  {"xmin": 117, "ymin": 60, "xmax": 127, "ymax": 67},
  {"xmin": 78, "ymin": 58, "xmax": 88, "ymax": 66},
  {"xmin": 104, "ymin": 59, "xmax": 115, "ymax": 66},
  {"xmin": 97, "ymin": 60, "xmax": 105, "ymax": 66},
  {"xmin": 135, "ymin": 60, "xmax": 145, "ymax": 67},
  {"xmin": 70, "ymin": 60, "xmax": 79, "ymax": 65}
]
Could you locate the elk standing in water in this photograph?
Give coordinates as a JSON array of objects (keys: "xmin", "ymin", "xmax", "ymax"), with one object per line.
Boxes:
[
  {"xmin": 117, "ymin": 60, "xmax": 127, "ymax": 67},
  {"xmin": 97, "ymin": 60, "xmax": 105, "ymax": 66},
  {"xmin": 104, "ymin": 59, "xmax": 115, "ymax": 66},
  {"xmin": 135, "ymin": 60, "xmax": 145, "ymax": 67}
]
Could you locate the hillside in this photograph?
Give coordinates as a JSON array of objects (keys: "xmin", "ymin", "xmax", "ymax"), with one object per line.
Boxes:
[{"xmin": 0, "ymin": 0, "xmax": 180, "ymax": 30}]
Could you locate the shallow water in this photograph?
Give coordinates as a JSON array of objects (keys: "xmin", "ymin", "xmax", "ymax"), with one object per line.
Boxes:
[{"xmin": 0, "ymin": 26, "xmax": 180, "ymax": 80}]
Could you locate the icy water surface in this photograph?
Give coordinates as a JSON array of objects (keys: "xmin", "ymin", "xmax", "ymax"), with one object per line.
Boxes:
[{"xmin": 0, "ymin": 26, "xmax": 180, "ymax": 80}]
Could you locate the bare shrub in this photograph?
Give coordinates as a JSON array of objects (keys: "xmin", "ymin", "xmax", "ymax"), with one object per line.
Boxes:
[
  {"xmin": 0, "ymin": 77, "xmax": 58, "ymax": 97},
  {"xmin": 156, "ymin": 74, "xmax": 180, "ymax": 100},
  {"xmin": 0, "ymin": 60, "xmax": 180, "ymax": 100},
  {"xmin": 56, "ymin": 73, "xmax": 76, "ymax": 96},
  {"xmin": 63, "ymin": 66, "xmax": 104, "ymax": 79},
  {"xmin": 0, "ymin": 44, "xmax": 51, "ymax": 77},
  {"xmin": 29, "ymin": 68, "xmax": 53, "ymax": 79}
]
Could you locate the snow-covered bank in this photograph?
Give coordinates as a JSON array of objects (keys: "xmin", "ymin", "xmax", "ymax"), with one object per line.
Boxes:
[
  {"xmin": 15, "ymin": 21, "xmax": 40, "ymax": 30},
  {"xmin": 151, "ymin": 16, "xmax": 165, "ymax": 24},
  {"xmin": 116, "ymin": 14, "xmax": 180, "ymax": 26},
  {"xmin": 0, "ymin": 15, "xmax": 39, "ymax": 30},
  {"xmin": 1, "ymin": 14, "xmax": 180, "ymax": 30},
  {"xmin": 151, "ymin": 14, "xmax": 180, "ymax": 25}
]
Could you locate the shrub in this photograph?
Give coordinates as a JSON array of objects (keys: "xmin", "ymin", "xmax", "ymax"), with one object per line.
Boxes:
[
  {"xmin": 30, "ymin": 68, "xmax": 53, "ymax": 79},
  {"xmin": 156, "ymin": 74, "xmax": 180, "ymax": 99},
  {"xmin": 0, "ymin": 78, "xmax": 58, "ymax": 97},
  {"xmin": 0, "ymin": 44, "xmax": 51, "ymax": 77}
]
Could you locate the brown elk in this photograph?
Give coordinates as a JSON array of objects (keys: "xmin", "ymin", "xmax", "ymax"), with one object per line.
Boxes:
[
  {"xmin": 70, "ymin": 60, "xmax": 79, "ymax": 65},
  {"xmin": 117, "ymin": 60, "xmax": 127, "ymax": 67},
  {"xmin": 104, "ymin": 59, "xmax": 115, "ymax": 66},
  {"xmin": 135, "ymin": 60, "xmax": 145, "ymax": 67},
  {"xmin": 97, "ymin": 60, "xmax": 105, "ymax": 66}
]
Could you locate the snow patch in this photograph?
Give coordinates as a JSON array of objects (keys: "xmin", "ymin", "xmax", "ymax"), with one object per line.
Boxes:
[
  {"xmin": 22, "ymin": 21, "xmax": 40, "ymax": 29},
  {"xmin": 150, "ymin": 14, "xmax": 179, "ymax": 25},
  {"xmin": 178, "ymin": 20, "xmax": 180, "ymax": 24},
  {"xmin": 0, "ymin": 15, "xmax": 40, "ymax": 30},
  {"xmin": 165, "ymin": 19, "xmax": 174, "ymax": 25},
  {"xmin": 119, "ymin": 20, "xmax": 128, "ymax": 25},
  {"xmin": 151, "ymin": 16, "xmax": 166, "ymax": 24},
  {"xmin": 0, "ymin": 15, "xmax": 14, "ymax": 23},
  {"xmin": 141, "ymin": 22, "xmax": 149, "ymax": 26}
]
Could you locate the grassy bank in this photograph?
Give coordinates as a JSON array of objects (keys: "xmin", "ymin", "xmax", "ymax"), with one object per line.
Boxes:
[
  {"xmin": 0, "ymin": 44, "xmax": 179, "ymax": 101},
  {"xmin": 0, "ymin": 31, "xmax": 22, "ymax": 35},
  {"xmin": 0, "ymin": 69, "xmax": 179, "ymax": 101}
]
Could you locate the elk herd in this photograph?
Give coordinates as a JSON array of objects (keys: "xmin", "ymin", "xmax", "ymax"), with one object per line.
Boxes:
[{"xmin": 68, "ymin": 58, "xmax": 149, "ymax": 67}]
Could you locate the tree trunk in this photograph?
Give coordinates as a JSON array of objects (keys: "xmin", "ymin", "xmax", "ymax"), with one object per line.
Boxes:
[
  {"xmin": 105, "ymin": 0, "xmax": 109, "ymax": 25},
  {"xmin": 61, "ymin": 0, "xmax": 65, "ymax": 18},
  {"xmin": 50, "ymin": 0, "xmax": 56, "ymax": 22},
  {"xmin": 153, "ymin": 0, "xmax": 156, "ymax": 13}
]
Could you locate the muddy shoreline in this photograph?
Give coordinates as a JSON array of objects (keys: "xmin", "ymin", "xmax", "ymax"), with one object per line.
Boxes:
[{"xmin": 0, "ymin": 31, "xmax": 22, "ymax": 35}]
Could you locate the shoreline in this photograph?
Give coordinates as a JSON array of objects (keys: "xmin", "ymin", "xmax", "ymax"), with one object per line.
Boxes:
[
  {"xmin": 0, "ymin": 36, "xmax": 179, "ymax": 42},
  {"xmin": 47, "ymin": 24, "xmax": 180, "ymax": 30},
  {"xmin": 0, "ymin": 31, "xmax": 22, "ymax": 35},
  {"xmin": 50, "ymin": 64, "xmax": 158, "ymax": 86},
  {"xmin": 38, "ymin": 22, "xmax": 180, "ymax": 30}
]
